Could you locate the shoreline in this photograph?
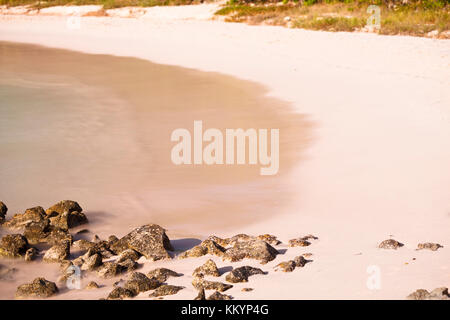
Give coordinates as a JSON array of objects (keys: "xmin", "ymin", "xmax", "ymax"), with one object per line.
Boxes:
[{"xmin": 0, "ymin": 8, "xmax": 449, "ymax": 299}]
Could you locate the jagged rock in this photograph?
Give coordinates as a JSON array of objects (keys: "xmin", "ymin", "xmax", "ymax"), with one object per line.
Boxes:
[
  {"xmin": 0, "ymin": 201, "xmax": 7, "ymax": 223},
  {"xmin": 110, "ymin": 224, "xmax": 172, "ymax": 260},
  {"xmin": 225, "ymin": 266, "xmax": 265, "ymax": 283},
  {"xmin": 4, "ymin": 207, "xmax": 46, "ymax": 230},
  {"xmin": 192, "ymin": 277, "xmax": 233, "ymax": 292},
  {"xmin": 43, "ymin": 228, "xmax": 73, "ymax": 246},
  {"xmin": 49, "ymin": 211, "xmax": 88, "ymax": 231},
  {"xmin": 179, "ymin": 239, "xmax": 225, "ymax": 259},
  {"xmin": 149, "ymin": 285, "xmax": 184, "ymax": 297},
  {"xmin": 15, "ymin": 277, "xmax": 58, "ymax": 298},
  {"xmin": 46, "ymin": 200, "xmax": 83, "ymax": 216},
  {"xmin": 81, "ymin": 253, "xmax": 102, "ymax": 271},
  {"xmin": 223, "ymin": 239, "xmax": 278, "ymax": 264},
  {"xmin": 124, "ymin": 272, "xmax": 161, "ymax": 295},
  {"xmin": 242, "ymin": 288, "xmax": 253, "ymax": 292},
  {"xmin": 117, "ymin": 259, "xmax": 138, "ymax": 272},
  {"xmin": 43, "ymin": 240, "xmax": 70, "ymax": 263},
  {"xmin": 24, "ymin": 248, "xmax": 38, "ymax": 261},
  {"xmin": 257, "ymin": 234, "xmax": 281, "ymax": 245},
  {"xmin": 417, "ymin": 243, "xmax": 443, "ymax": 251},
  {"xmin": 107, "ymin": 287, "xmax": 135, "ymax": 300},
  {"xmin": 207, "ymin": 291, "xmax": 232, "ymax": 300},
  {"xmin": 0, "ymin": 234, "xmax": 29, "ymax": 258},
  {"xmin": 275, "ymin": 255, "xmax": 309, "ymax": 272},
  {"xmin": 147, "ymin": 268, "xmax": 181, "ymax": 283},
  {"xmin": 86, "ymin": 281, "xmax": 99, "ymax": 289},
  {"xmin": 23, "ymin": 219, "xmax": 50, "ymax": 244},
  {"xmin": 117, "ymin": 249, "xmax": 141, "ymax": 263},
  {"xmin": 288, "ymin": 239, "xmax": 311, "ymax": 247},
  {"xmin": 206, "ymin": 235, "xmax": 231, "ymax": 247},
  {"xmin": 192, "ymin": 259, "xmax": 220, "ymax": 278},
  {"xmin": 194, "ymin": 288, "xmax": 206, "ymax": 300},
  {"xmin": 379, "ymin": 239, "xmax": 404, "ymax": 249},
  {"xmin": 407, "ymin": 287, "xmax": 450, "ymax": 300},
  {"xmin": 97, "ymin": 262, "xmax": 123, "ymax": 278}
]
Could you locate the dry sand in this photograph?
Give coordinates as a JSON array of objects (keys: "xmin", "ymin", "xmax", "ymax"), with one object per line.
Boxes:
[{"xmin": 0, "ymin": 4, "xmax": 449, "ymax": 299}]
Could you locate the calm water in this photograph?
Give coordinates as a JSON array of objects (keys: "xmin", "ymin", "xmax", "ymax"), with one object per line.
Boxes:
[{"xmin": 0, "ymin": 41, "xmax": 311, "ymax": 238}]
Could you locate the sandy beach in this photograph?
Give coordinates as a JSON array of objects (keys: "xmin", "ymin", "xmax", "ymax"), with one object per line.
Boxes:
[{"xmin": 0, "ymin": 4, "xmax": 449, "ymax": 300}]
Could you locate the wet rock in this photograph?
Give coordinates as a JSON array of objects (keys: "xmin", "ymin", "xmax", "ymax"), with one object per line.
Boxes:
[
  {"xmin": 86, "ymin": 281, "xmax": 99, "ymax": 289},
  {"xmin": 242, "ymin": 288, "xmax": 253, "ymax": 292},
  {"xmin": 15, "ymin": 277, "xmax": 58, "ymax": 299},
  {"xmin": 49, "ymin": 211, "xmax": 88, "ymax": 231},
  {"xmin": 117, "ymin": 249, "xmax": 141, "ymax": 263},
  {"xmin": 43, "ymin": 228, "xmax": 73, "ymax": 246},
  {"xmin": 73, "ymin": 239, "xmax": 94, "ymax": 251},
  {"xmin": 257, "ymin": 234, "xmax": 281, "ymax": 246},
  {"xmin": 192, "ymin": 259, "xmax": 220, "ymax": 278},
  {"xmin": 0, "ymin": 264, "xmax": 17, "ymax": 281},
  {"xmin": 107, "ymin": 287, "xmax": 135, "ymax": 300},
  {"xmin": 24, "ymin": 248, "xmax": 38, "ymax": 262},
  {"xmin": 288, "ymin": 239, "xmax": 311, "ymax": 247},
  {"xmin": 117, "ymin": 258, "xmax": 138, "ymax": 273},
  {"xmin": 275, "ymin": 255, "xmax": 309, "ymax": 272},
  {"xmin": 46, "ymin": 200, "xmax": 82, "ymax": 216},
  {"xmin": 223, "ymin": 239, "xmax": 278, "ymax": 264},
  {"xmin": 23, "ymin": 219, "xmax": 50, "ymax": 244},
  {"xmin": 226, "ymin": 266, "xmax": 265, "ymax": 283},
  {"xmin": 0, "ymin": 234, "xmax": 29, "ymax": 258},
  {"xmin": 207, "ymin": 291, "xmax": 232, "ymax": 300},
  {"xmin": 206, "ymin": 235, "xmax": 231, "ymax": 247},
  {"xmin": 179, "ymin": 239, "xmax": 225, "ymax": 259},
  {"xmin": 4, "ymin": 207, "xmax": 46, "ymax": 230},
  {"xmin": 43, "ymin": 240, "xmax": 70, "ymax": 263},
  {"xmin": 0, "ymin": 201, "xmax": 7, "ymax": 223},
  {"xmin": 97, "ymin": 262, "xmax": 123, "ymax": 278},
  {"xmin": 81, "ymin": 253, "xmax": 102, "ymax": 271},
  {"xmin": 147, "ymin": 268, "xmax": 181, "ymax": 283},
  {"xmin": 110, "ymin": 224, "xmax": 172, "ymax": 260},
  {"xmin": 429, "ymin": 287, "xmax": 450, "ymax": 300},
  {"xmin": 417, "ymin": 243, "xmax": 443, "ymax": 251},
  {"xmin": 379, "ymin": 239, "xmax": 404, "ymax": 250},
  {"xmin": 124, "ymin": 272, "xmax": 161, "ymax": 295},
  {"xmin": 149, "ymin": 285, "xmax": 184, "ymax": 297},
  {"xmin": 194, "ymin": 288, "xmax": 206, "ymax": 300},
  {"xmin": 192, "ymin": 277, "xmax": 233, "ymax": 292}
]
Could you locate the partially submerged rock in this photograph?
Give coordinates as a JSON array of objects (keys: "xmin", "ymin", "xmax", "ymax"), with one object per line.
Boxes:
[
  {"xmin": 0, "ymin": 264, "xmax": 16, "ymax": 281},
  {"xmin": 225, "ymin": 266, "xmax": 265, "ymax": 283},
  {"xmin": 223, "ymin": 239, "xmax": 278, "ymax": 264},
  {"xmin": 407, "ymin": 287, "xmax": 450, "ymax": 300},
  {"xmin": 97, "ymin": 262, "xmax": 124, "ymax": 278},
  {"xmin": 192, "ymin": 259, "xmax": 220, "ymax": 278},
  {"xmin": 86, "ymin": 281, "xmax": 99, "ymax": 290},
  {"xmin": 417, "ymin": 243, "xmax": 443, "ymax": 251},
  {"xmin": 207, "ymin": 291, "xmax": 232, "ymax": 300},
  {"xmin": 0, "ymin": 201, "xmax": 7, "ymax": 223},
  {"xmin": 0, "ymin": 234, "xmax": 30, "ymax": 258},
  {"xmin": 288, "ymin": 239, "xmax": 311, "ymax": 247},
  {"xmin": 49, "ymin": 210, "xmax": 88, "ymax": 231},
  {"xmin": 117, "ymin": 258, "xmax": 138, "ymax": 273},
  {"xmin": 4, "ymin": 207, "xmax": 46, "ymax": 230},
  {"xmin": 149, "ymin": 285, "xmax": 184, "ymax": 297},
  {"xmin": 242, "ymin": 288, "xmax": 253, "ymax": 292},
  {"xmin": 24, "ymin": 248, "xmax": 38, "ymax": 262},
  {"xmin": 110, "ymin": 224, "xmax": 173, "ymax": 260},
  {"xmin": 257, "ymin": 234, "xmax": 281, "ymax": 246},
  {"xmin": 43, "ymin": 240, "xmax": 70, "ymax": 263},
  {"xmin": 147, "ymin": 268, "xmax": 181, "ymax": 283},
  {"xmin": 379, "ymin": 239, "xmax": 404, "ymax": 250},
  {"xmin": 81, "ymin": 253, "xmax": 102, "ymax": 271},
  {"xmin": 124, "ymin": 272, "xmax": 161, "ymax": 295},
  {"xmin": 117, "ymin": 249, "xmax": 141, "ymax": 263},
  {"xmin": 179, "ymin": 239, "xmax": 225, "ymax": 259},
  {"xmin": 192, "ymin": 277, "xmax": 233, "ymax": 292},
  {"xmin": 15, "ymin": 277, "xmax": 58, "ymax": 299},
  {"xmin": 46, "ymin": 200, "xmax": 83, "ymax": 216},
  {"xmin": 107, "ymin": 287, "xmax": 135, "ymax": 300},
  {"xmin": 194, "ymin": 288, "xmax": 206, "ymax": 300},
  {"xmin": 274, "ymin": 256, "xmax": 309, "ymax": 272}
]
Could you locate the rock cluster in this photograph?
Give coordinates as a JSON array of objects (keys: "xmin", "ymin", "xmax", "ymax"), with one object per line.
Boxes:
[{"xmin": 407, "ymin": 287, "xmax": 449, "ymax": 300}]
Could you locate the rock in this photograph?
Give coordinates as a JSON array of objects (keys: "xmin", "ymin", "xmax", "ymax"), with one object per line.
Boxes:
[
  {"xmin": 124, "ymin": 272, "xmax": 161, "ymax": 295},
  {"xmin": 49, "ymin": 211, "xmax": 88, "ymax": 231},
  {"xmin": 147, "ymin": 268, "xmax": 181, "ymax": 283},
  {"xmin": 117, "ymin": 249, "xmax": 141, "ymax": 263},
  {"xmin": 107, "ymin": 287, "xmax": 135, "ymax": 300},
  {"xmin": 275, "ymin": 255, "xmax": 309, "ymax": 272},
  {"xmin": 76, "ymin": 229, "xmax": 89, "ymax": 234},
  {"xmin": 179, "ymin": 239, "xmax": 225, "ymax": 259},
  {"xmin": 86, "ymin": 281, "xmax": 99, "ymax": 289},
  {"xmin": 23, "ymin": 219, "xmax": 50, "ymax": 244},
  {"xmin": 223, "ymin": 239, "xmax": 278, "ymax": 264},
  {"xmin": 117, "ymin": 258, "xmax": 138, "ymax": 273},
  {"xmin": 97, "ymin": 262, "xmax": 123, "ymax": 278},
  {"xmin": 15, "ymin": 277, "xmax": 58, "ymax": 298},
  {"xmin": 429, "ymin": 287, "xmax": 450, "ymax": 300},
  {"xmin": 192, "ymin": 259, "xmax": 220, "ymax": 278},
  {"xmin": 92, "ymin": 235, "xmax": 101, "ymax": 243},
  {"xmin": 194, "ymin": 288, "xmax": 206, "ymax": 300},
  {"xmin": 0, "ymin": 201, "xmax": 7, "ymax": 222},
  {"xmin": 110, "ymin": 224, "xmax": 172, "ymax": 260},
  {"xmin": 294, "ymin": 255, "xmax": 308, "ymax": 267},
  {"xmin": 0, "ymin": 234, "xmax": 29, "ymax": 258},
  {"xmin": 288, "ymin": 239, "xmax": 311, "ymax": 247},
  {"xmin": 149, "ymin": 285, "xmax": 184, "ymax": 297},
  {"xmin": 46, "ymin": 200, "xmax": 83, "ymax": 216},
  {"xmin": 379, "ymin": 239, "xmax": 404, "ymax": 249},
  {"xmin": 207, "ymin": 291, "xmax": 232, "ymax": 300},
  {"xmin": 4, "ymin": 207, "xmax": 46, "ymax": 230},
  {"xmin": 225, "ymin": 266, "xmax": 265, "ymax": 283},
  {"xmin": 43, "ymin": 228, "xmax": 73, "ymax": 246},
  {"xmin": 0, "ymin": 264, "xmax": 16, "ymax": 281},
  {"xmin": 242, "ymin": 288, "xmax": 253, "ymax": 292},
  {"xmin": 43, "ymin": 240, "xmax": 70, "ymax": 263},
  {"xmin": 192, "ymin": 277, "xmax": 233, "ymax": 292},
  {"xmin": 81, "ymin": 253, "xmax": 102, "ymax": 271},
  {"xmin": 206, "ymin": 235, "xmax": 230, "ymax": 247},
  {"xmin": 24, "ymin": 248, "xmax": 38, "ymax": 261},
  {"xmin": 257, "ymin": 234, "xmax": 281, "ymax": 245},
  {"xmin": 417, "ymin": 243, "xmax": 443, "ymax": 251}
]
